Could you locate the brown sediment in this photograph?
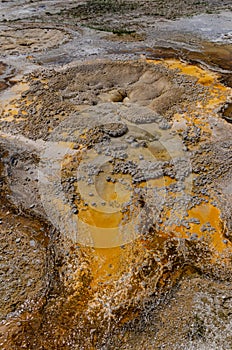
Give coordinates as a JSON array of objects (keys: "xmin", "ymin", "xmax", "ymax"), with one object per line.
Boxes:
[
  {"xmin": 0, "ymin": 81, "xmax": 8, "ymax": 91},
  {"xmin": 0, "ymin": 26, "xmax": 71, "ymax": 54},
  {"xmin": 0, "ymin": 62, "xmax": 7, "ymax": 75},
  {"xmin": 222, "ymin": 102, "xmax": 232, "ymax": 122},
  {"xmin": 0, "ymin": 202, "xmax": 50, "ymax": 318},
  {"xmin": 146, "ymin": 42, "xmax": 232, "ymax": 72}
]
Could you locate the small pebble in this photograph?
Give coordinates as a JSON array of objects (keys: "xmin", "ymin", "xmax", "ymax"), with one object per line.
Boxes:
[{"xmin": 30, "ymin": 240, "xmax": 36, "ymax": 247}]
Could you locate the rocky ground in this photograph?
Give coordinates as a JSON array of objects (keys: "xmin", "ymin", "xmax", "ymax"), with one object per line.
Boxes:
[{"xmin": 0, "ymin": 1, "xmax": 232, "ymax": 349}]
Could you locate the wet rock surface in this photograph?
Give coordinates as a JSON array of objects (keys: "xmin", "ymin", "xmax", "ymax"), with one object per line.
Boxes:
[
  {"xmin": 106, "ymin": 275, "xmax": 232, "ymax": 350},
  {"xmin": 0, "ymin": 1, "xmax": 232, "ymax": 349},
  {"xmin": 0, "ymin": 204, "xmax": 48, "ymax": 322}
]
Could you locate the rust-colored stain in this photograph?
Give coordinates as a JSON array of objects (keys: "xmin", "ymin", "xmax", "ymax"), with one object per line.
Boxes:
[
  {"xmin": 171, "ymin": 202, "xmax": 231, "ymax": 256},
  {"xmin": 187, "ymin": 203, "xmax": 230, "ymax": 254},
  {"xmin": 78, "ymin": 205, "xmax": 124, "ymax": 228}
]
